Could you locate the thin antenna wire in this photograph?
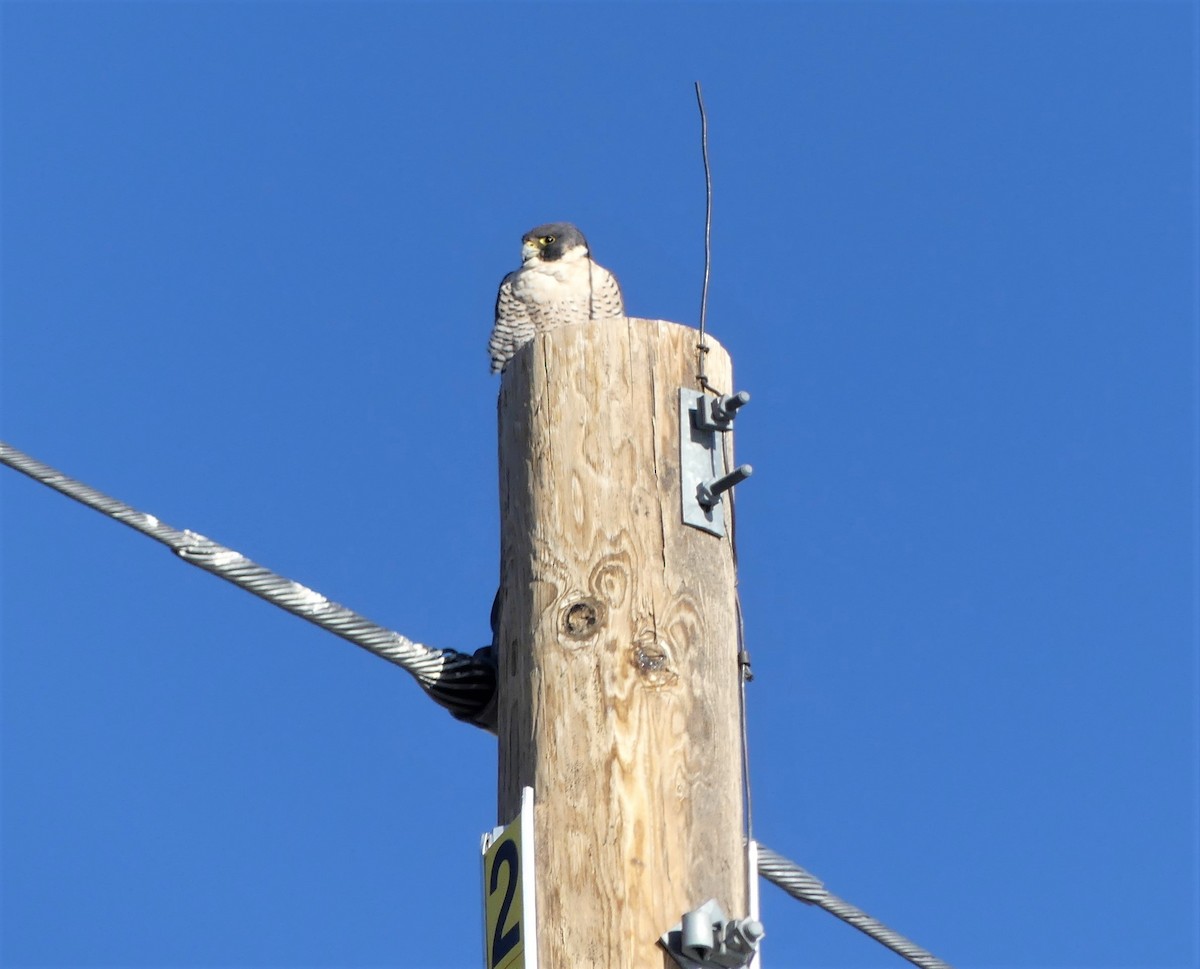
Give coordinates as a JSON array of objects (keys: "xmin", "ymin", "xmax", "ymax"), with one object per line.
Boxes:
[
  {"xmin": 0, "ymin": 440, "xmax": 498, "ymax": 730},
  {"xmin": 697, "ymin": 80, "xmax": 753, "ymax": 851},
  {"xmin": 695, "ymin": 80, "xmax": 717, "ymax": 393}
]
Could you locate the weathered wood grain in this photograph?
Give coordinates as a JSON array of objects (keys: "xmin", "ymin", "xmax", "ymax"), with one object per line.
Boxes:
[{"xmin": 496, "ymin": 318, "xmax": 747, "ymax": 968}]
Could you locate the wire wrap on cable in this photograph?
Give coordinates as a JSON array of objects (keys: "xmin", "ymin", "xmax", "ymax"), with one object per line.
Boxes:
[
  {"xmin": 757, "ymin": 844, "xmax": 953, "ymax": 969},
  {"xmin": 0, "ymin": 440, "xmax": 497, "ymax": 731}
]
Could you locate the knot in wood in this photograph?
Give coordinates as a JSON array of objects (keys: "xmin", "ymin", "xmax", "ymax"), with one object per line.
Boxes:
[
  {"xmin": 562, "ymin": 598, "xmax": 604, "ymax": 640},
  {"xmin": 632, "ymin": 636, "xmax": 677, "ymax": 688}
]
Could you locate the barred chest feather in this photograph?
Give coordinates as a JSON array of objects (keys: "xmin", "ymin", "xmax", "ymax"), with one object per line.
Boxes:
[
  {"xmin": 489, "ymin": 241, "xmax": 625, "ymax": 374},
  {"xmin": 511, "ymin": 251, "xmax": 601, "ymax": 329}
]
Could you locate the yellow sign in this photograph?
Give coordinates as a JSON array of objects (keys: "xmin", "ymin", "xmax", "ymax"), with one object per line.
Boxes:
[{"xmin": 481, "ymin": 787, "xmax": 538, "ymax": 969}]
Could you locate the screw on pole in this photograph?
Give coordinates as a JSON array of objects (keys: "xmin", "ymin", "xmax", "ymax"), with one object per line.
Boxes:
[
  {"xmin": 697, "ymin": 464, "xmax": 753, "ymax": 509},
  {"xmin": 712, "ymin": 390, "xmax": 751, "ymax": 424},
  {"xmin": 696, "ymin": 390, "xmax": 751, "ymax": 431}
]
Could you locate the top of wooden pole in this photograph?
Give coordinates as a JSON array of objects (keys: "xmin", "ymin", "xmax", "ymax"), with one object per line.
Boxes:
[{"xmin": 494, "ymin": 317, "xmax": 747, "ymax": 969}]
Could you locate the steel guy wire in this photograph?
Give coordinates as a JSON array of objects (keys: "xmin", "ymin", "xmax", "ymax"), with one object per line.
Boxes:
[
  {"xmin": 756, "ymin": 844, "xmax": 954, "ymax": 969},
  {"xmin": 0, "ymin": 440, "xmax": 497, "ymax": 730}
]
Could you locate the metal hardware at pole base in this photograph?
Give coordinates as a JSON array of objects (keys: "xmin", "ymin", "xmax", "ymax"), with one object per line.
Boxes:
[
  {"xmin": 698, "ymin": 464, "xmax": 753, "ymax": 509},
  {"xmin": 661, "ymin": 899, "xmax": 765, "ymax": 969},
  {"xmin": 682, "ymin": 910, "xmax": 716, "ymax": 961}
]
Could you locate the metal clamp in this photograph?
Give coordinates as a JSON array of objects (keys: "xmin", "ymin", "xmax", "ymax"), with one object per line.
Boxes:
[{"xmin": 661, "ymin": 899, "xmax": 765, "ymax": 969}]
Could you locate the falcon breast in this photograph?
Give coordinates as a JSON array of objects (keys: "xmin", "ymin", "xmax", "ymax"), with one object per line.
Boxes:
[{"xmin": 488, "ymin": 222, "xmax": 626, "ymax": 374}]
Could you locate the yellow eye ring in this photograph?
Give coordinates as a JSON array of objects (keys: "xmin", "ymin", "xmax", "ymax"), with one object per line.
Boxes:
[{"xmin": 539, "ymin": 235, "xmax": 556, "ymax": 246}]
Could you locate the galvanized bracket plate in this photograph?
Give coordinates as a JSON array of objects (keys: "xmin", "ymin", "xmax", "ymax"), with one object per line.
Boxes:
[{"xmin": 680, "ymin": 388, "xmax": 727, "ymax": 536}]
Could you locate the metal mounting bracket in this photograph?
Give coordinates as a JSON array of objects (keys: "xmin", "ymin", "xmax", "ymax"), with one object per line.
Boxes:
[
  {"xmin": 680, "ymin": 389, "xmax": 752, "ymax": 537},
  {"xmin": 660, "ymin": 898, "xmax": 765, "ymax": 969},
  {"xmin": 680, "ymin": 388, "xmax": 726, "ymax": 536}
]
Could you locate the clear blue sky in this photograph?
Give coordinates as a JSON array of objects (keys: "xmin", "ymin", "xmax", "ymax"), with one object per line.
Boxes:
[{"xmin": 2, "ymin": 3, "xmax": 1196, "ymax": 967}]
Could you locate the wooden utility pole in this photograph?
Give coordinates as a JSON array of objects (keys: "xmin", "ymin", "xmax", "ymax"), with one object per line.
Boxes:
[{"xmin": 495, "ymin": 317, "xmax": 748, "ymax": 969}]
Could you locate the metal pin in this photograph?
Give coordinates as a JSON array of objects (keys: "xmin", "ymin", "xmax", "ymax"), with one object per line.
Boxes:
[
  {"xmin": 697, "ymin": 464, "xmax": 753, "ymax": 508},
  {"xmin": 681, "ymin": 910, "xmax": 716, "ymax": 961},
  {"xmin": 696, "ymin": 391, "xmax": 751, "ymax": 431},
  {"xmin": 713, "ymin": 391, "xmax": 751, "ymax": 423}
]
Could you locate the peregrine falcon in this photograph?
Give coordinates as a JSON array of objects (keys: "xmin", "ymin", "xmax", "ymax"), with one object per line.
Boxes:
[{"xmin": 488, "ymin": 222, "xmax": 625, "ymax": 374}]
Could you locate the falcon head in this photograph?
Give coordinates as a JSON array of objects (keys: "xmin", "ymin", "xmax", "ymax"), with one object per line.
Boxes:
[{"xmin": 520, "ymin": 222, "xmax": 588, "ymax": 265}]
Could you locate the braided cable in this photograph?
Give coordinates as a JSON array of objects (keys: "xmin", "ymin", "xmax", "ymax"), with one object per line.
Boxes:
[
  {"xmin": 756, "ymin": 844, "xmax": 953, "ymax": 969},
  {"xmin": 0, "ymin": 440, "xmax": 496, "ymax": 730}
]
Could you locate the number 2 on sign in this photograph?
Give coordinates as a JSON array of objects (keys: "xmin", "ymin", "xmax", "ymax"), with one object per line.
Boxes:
[
  {"xmin": 488, "ymin": 839, "xmax": 521, "ymax": 968},
  {"xmin": 482, "ymin": 789, "xmax": 536, "ymax": 969}
]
